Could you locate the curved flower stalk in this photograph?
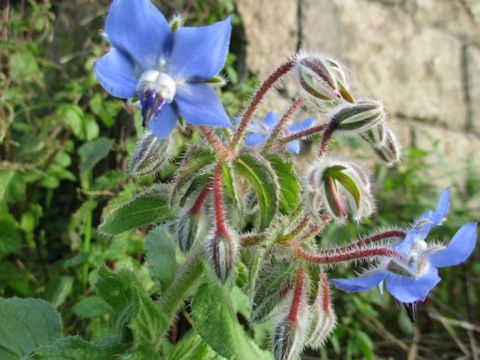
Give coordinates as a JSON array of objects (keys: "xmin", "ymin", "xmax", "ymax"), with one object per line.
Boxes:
[
  {"xmin": 330, "ymin": 188, "xmax": 477, "ymax": 317},
  {"xmin": 94, "ymin": 0, "xmax": 233, "ymax": 139},
  {"xmin": 237, "ymin": 111, "xmax": 315, "ymax": 154}
]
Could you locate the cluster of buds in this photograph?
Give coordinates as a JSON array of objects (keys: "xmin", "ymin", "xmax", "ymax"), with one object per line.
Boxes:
[{"xmin": 305, "ymin": 158, "xmax": 374, "ymax": 222}]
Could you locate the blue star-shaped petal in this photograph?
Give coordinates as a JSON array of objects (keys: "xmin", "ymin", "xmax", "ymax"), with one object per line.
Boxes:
[
  {"xmin": 237, "ymin": 111, "xmax": 315, "ymax": 154},
  {"xmin": 330, "ymin": 188, "xmax": 477, "ymax": 308},
  {"xmin": 94, "ymin": 0, "xmax": 233, "ymax": 139}
]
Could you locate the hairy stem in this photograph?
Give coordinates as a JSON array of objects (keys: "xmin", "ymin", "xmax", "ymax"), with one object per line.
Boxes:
[
  {"xmin": 214, "ymin": 162, "xmax": 228, "ymax": 236},
  {"xmin": 155, "ymin": 246, "xmax": 204, "ymax": 350},
  {"xmin": 275, "ymin": 122, "xmax": 329, "ymax": 147},
  {"xmin": 190, "ymin": 181, "xmax": 211, "ymax": 215},
  {"xmin": 318, "ymin": 123, "xmax": 335, "ymax": 157},
  {"xmin": 295, "ymin": 245, "xmax": 403, "ymax": 264},
  {"xmin": 263, "ymin": 97, "xmax": 305, "ymax": 154},
  {"xmin": 287, "ymin": 266, "xmax": 305, "ymax": 323},
  {"xmin": 317, "ymin": 230, "xmax": 406, "ymax": 254},
  {"xmin": 200, "ymin": 126, "xmax": 230, "ymax": 160},
  {"xmin": 230, "ymin": 59, "xmax": 296, "ymax": 151}
]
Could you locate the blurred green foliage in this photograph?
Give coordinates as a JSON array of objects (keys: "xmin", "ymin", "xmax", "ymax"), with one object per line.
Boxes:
[{"xmin": 0, "ymin": 0, "xmax": 478, "ymax": 359}]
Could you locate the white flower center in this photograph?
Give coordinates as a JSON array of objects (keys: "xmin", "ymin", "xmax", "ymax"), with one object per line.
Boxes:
[{"xmin": 137, "ymin": 70, "xmax": 176, "ymax": 103}]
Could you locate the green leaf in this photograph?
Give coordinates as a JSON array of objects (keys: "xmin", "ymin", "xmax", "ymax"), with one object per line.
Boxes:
[
  {"xmin": 99, "ymin": 189, "xmax": 176, "ymax": 235},
  {"xmin": 268, "ymin": 155, "xmax": 300, "ymax": 213},
  {"xmin": 30, "ymin": 336, "xmax": 119, "ymax": 360},
  {"xmin": 0, "ymin": 297, "xmax": 62, "ymax": 359},
  {"xmin": 145, "ymin": 225, "xmax": 177, "ymax": 291},
  {"xmin": 0, "ymin": 215, "xmax": 22, "ymax": 260},
  {"xmin": 72, "ymin": 296, "xmax": 110, "ymax": 319},
  {"xmin": 191, "ymin": 278, "xmax": 272, "ymax": 360},
  {"xmin": 234, "ymin": 148, "xmax": 279, "ymax": 229},
  {"xmin": 165, "ymin": 331, "xmax": 215, "ymax": 360},
  {"xmin": 43, "ymin": 276, "xmax": 73, "ymax": 307},
  {"xmin": 251, "ymin": 261, "xmax": 298, "ymax": 324},
  {"xmin": 95, "ymin": 267, "xmax": 168, "ymax": 348},
  {"xmin": 78, "ymin": 137, "xmax": 113, "ymax": 173}
]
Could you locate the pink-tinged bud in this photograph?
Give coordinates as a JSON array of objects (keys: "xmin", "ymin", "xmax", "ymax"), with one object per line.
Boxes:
[
  {"xmin": 331, "ymin": 99, "xmax": 385, "ymax": 133},
  {"xmin": 305, "ymin": 271, "xmax": 337, "ymax": 349},
  {"xmin": 205, "ymin": 229, "xmax": 238, "ymax": 284},
  {"xmin": 372, "ymin": 128, "xmax": 401, "ymax": 166},
  {"xmin": 294, "ymin": 55, "xmax": 342, "ymax": 112},
  {"xmin": 305, "ymin": 158, "xmax": 374, "ymax": 222},
  {"xmin": 129, "ymin": 130, "xmax": 171, "ymax": 177},
  {"xmin": 175, "ymin": 211, "xmax": 206, "ymax": 253}
]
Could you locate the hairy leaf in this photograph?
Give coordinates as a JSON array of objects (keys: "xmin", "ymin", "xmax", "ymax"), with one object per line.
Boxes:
[
  {"xmin": 99, "ymin": 189, "xmax": 175, "ymax": 235},
  {"xmin": 268, "ymin": 155, "xmax": 300, "ymax": 214},
  {"xmin": 234, "ymin": 148, "xmax": 279, "ymax": 230}
]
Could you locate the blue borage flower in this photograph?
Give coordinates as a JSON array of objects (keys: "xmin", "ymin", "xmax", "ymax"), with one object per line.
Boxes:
[
  {"xmin": 330, "ymin": 188, "xmax": 477, "ymax": 315},
  {"xmin": 94, "ymin": 0, "xmax": 233, "ymax": 139},
  {"xmin": 236, "ymin": 111, "xmax": 315, "ymax": 154}
]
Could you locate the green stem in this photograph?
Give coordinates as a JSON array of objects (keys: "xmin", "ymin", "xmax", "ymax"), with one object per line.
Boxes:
[
  {"xmin": 82, "ymin": 170, "xmax": 93, "ymax": 289},
  {"xmin": 154, "ymin": 247, "xmax": 205, "ymax": 350}
]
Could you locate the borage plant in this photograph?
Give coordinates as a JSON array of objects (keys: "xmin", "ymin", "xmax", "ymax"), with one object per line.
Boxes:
[{"xmin": 8, "ymin": 0, "xmax": 476, "ymax": 359}]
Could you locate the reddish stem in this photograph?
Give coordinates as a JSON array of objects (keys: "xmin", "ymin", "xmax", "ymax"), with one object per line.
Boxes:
[
  {"xmin": 320, "ymin": 273, "xmax": 331, "ymax": 314},
  {"xmin": 200, "ymin": 126, "xmax": 230, "ymax": 160},
  {"xmin": 263, "ymin": 97, "xmax": 305, "ymax": 154},
  {"xmin": 299, "ymin": 215, "xmax": 331, "ymax": 242},
  {"xmin": 287, "ymin": 267, "xmax": 305, "ymax": 323},
  {"xmin": 318, "ymin": 123, "xmax": 335, "ymax": 157},
  {"xmin": 318, "ymin": 230, "xmax": 407, "ymax": 254},
  {"xmin": 276, "ymin": 122, "xmax": 329, "ymax": 146},
  {"xmin": 240, "ymin": 234, "xmax": 266, "ymax": 247},
  {"xmin": 230, "ymin": 59, "xmax": 296, "ymax": 151},
  {"xmin": 278, "ymin": 214, "xmax": 310, "ymax": 243},
  {"xmin": 190, "ymin": 181, "xmax": 211, "ymax": 215},
  {"xmin": 295, "ymin": 245, "xmax": 403, "ymax": 264},
  {"xmin": 214, "ymin": 163, "xmax": 228, "ymax": 236}
]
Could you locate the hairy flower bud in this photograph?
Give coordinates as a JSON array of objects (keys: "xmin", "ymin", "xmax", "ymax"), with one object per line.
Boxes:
[
  {"xmin": 331, "ymin": 99, "xmax": 385, "ymax": 133},
  {"xmin": 305, "ymin": 270, "xmax": 337, "ymax": 349},
  {"xmin": 294, "ymin": 55, "xmax": 342, "ymax": 112},
  {"xmin": 175, "ymin": 211, "xmax": 206, "ymax": 253},
  {"xmin": 273, "ymin": 320, "xmax": 305, "ymax": 360},
  {"xmin": 359, "ymin": 121, "xmax": 386, "ymax": 145},
  {"xmin": 294, "ymin": 53, "xmax": 356, "ymax": 112},
  {"xmin": 129, "ymin": 130, "xmax": 171, "ymax": 177},
  {"xmin": 205, "ymin": 229, "xmax": 237, "ymax": 284},
  {"xmin": 372, "ymin": 128, "xmax": 401, "ymax": 166},
  {"xmin": 305, "ymin": 158, "xmax": 374, "ymax": 222}
]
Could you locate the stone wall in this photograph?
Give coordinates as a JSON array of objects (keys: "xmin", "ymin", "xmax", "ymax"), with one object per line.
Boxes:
[{"xmin": 236, "ymin": 0, "xmax": 480, "ymax": 187}]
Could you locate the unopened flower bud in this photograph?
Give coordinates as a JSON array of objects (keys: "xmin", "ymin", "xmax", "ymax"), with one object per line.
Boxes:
[
  {"xmin": 129, "ymin": 130, "xmax": 171, "ymax": 177},
  {"xmin": 273, "ymin": 320, "xmax": 305, "ymax": 360},
  {"xmin": 324, "ymin": 57, "xmax": 355, "ymax": 104},
  {"xmin": 305, "ymin": 158, "xmax": 373, "ymax": 222},
  {"xmin": 205, "ymin": 229, "xmax": 237, "ymax": 284},
  {"xmin": 175, "ymin": 211, "xmax": 206, "ymax": 253},
  {"xmin": 331, "ymin": 99, "xmax": 385, "ymax": 133},
  {"xmin": 294, "ymin": 55, "xmax": 342, "ymax": 112},
  {"xmin": 305, "ymin": 271, "xmax": 337, "ymax": 349},
  {"xmin": 372, "ymin": 128, "xmax": 401, "ymax": 166},
  {"xmin": 359, "ymin": 121, "xmax": 386, "ymax": 145}
]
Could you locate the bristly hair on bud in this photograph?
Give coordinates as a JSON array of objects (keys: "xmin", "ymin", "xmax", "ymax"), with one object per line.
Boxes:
[
  {"xmin": 304, "ymin": 157, "xmax": 374, "ymax": 223},
  {"xmin": 169, "ymin": 13, "xmax": 185, "ymax": 31},
  {"xmin": 330, "ymin": 99, "xmax": 385, "ymax": 134},
  {"xmin": 204, "ymin": 227, "xmax": 238, "ymax": 284},
  {"xmin": 305, "ymin": 270, "xmax": 337, "ymax": 349},
  {"xmin": 371, "ymin": 127, "xmax": 401, "ymax": 166},
  {"xmin": 175, "ymin": 209, "xmax": 207, "ymax": 253},
  {"xmin": 129, "ymin": 130, "xmax": 172, "ymax": 177},
  {"xmin": 293, "ymin": 52, "xmax": 355, "ymax": 112},
  {"xmin": 359, "ymin": 120, "xmax": 386, "ymax": 146}
]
